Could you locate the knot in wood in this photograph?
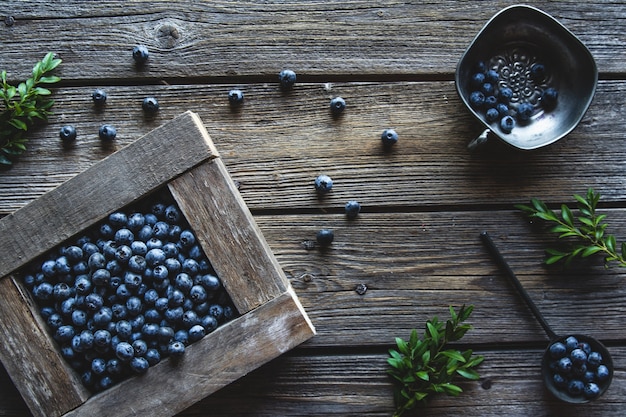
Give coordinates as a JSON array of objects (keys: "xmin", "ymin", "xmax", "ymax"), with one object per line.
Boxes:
[{"xmin": 156, "ymin": 22, "xmax": 182, "ymax": 48}]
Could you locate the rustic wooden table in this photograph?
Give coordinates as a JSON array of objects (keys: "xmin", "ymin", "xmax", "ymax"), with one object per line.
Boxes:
[{"xmin": 1, "ymin": 1, "xmax": 625, "ymax": 416}]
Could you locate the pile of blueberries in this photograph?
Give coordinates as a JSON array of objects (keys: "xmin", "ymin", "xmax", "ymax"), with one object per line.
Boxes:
[
  {"xmin": 21, "ymin": 190, "xmax": 237, "ymax": 392},
  {"xmin": 468, "ymin": 61, "xmax": 558, "ymax": 134},
  {"xmin": 546, "ymin": 335, "xmax": 610, "ymax": 399}
]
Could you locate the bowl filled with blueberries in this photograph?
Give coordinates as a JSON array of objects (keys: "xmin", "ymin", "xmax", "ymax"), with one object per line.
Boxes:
[{"xmin": 455, "ymin": 5, "xmax": 597, "ymax": 151}]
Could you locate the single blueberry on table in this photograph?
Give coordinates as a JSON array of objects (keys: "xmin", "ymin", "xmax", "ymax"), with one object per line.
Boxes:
[
  {"xmin": 316, "ymin": 229, "xmax": 334, "ymax": 247},
  {"xmin": 132, "ymin": 45, "xmax": 149, "ymax": 65},
  {"xmin": 228, "ymin": 89, "xmax": 244, "ymax": 106},
  {"xmin": 92, "ymin": 89, "xmax": 107, "ymax": 106},
  {"xmin": 330, "ymin": 96, "xmax": 346, "ymax": 116},
  {"xmin": 381, "ymin": 129, "xmax": 398, "ymax": 147},
  {"xmin": 98, "ymin": 124, "xmax": 117, "ymax": 142},
  {"xmin": 314, "ymin": 174, "xmax": 333, "ymax": 194},
  {"xmin": 278, "ymin": 69, "xmax": 297, "ymax": 90},
  {"xmin": 142, "ymin": 96, "xmax": 159, "ymax": 114},
  {"xmin": 499, "ymin": 115, "xmax": 515, "ymax": 133},
  {"xmin": 345, "ymin": 200, "xmax": 361, "ymax": 219},
  {"xmin": 59, "ymin": 125, "xmax": 77, "ymax": 143},
  {"xmin": 469, "ymin": 91, "xmax": 485, "ymax": 109}
]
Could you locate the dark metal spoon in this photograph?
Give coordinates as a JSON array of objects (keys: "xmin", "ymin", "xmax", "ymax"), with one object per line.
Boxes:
[{"xmin": 480, "ymin": 231, "xmax": 613, "ymax": 403}]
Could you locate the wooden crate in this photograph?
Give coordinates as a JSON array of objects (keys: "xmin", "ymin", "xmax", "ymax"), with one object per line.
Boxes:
[{"xmin": 0, "ymin": 111, "xmax": 315, "ymax": 417}]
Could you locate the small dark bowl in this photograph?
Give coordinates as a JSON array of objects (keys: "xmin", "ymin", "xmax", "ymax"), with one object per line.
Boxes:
[
  {"xmin": 455, "ymin": 5, "xmax": 597, "ymax": 150},
  {"xmin": 541, "ymin": 334, "xmax": 613, "ymax": 404}
]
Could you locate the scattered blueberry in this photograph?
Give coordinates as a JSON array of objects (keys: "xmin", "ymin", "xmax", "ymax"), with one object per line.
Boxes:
[
  {"xmin": 541, "ymin": 87, "xmax": 558, "ymax": 109},
  {"xmin": 59, "ymin": 125, "xmax": 77, "ymax": 144},
  {"xmin": 92, "ymin": 89, "xmax": 107, "ymax": 106},
  {"xmin": 142, "ymin": 97, "xmax": 159, "ymax": 114},
  {"xmin": 470, "ymin": 72, "xmax": 485, "ymax": 88},
  {"xmin": 517, "ymin": 102, "xmax": 534, "ymax": 122},
  {"xmin": 498, "ymin": 87, "xmax": 513, "ymax": 103},
  {"xmin": 381, "ymin": 129, "xmax": 398, "ymax": 147},
  {"xmin": 345, "ymin": 200, "xmax": 361, "ymax": 219},
  {"xmin": 485, "ymin": 108, "xmax": 499, "ymax": 123},
  {"xmin": 316, "ymin": 229, "xmax": 334, "ymax": 246},
  {"xmin": 484, "ymin": 95, "xmax": 497, "ymax": 109},
  {"xmin": 485, "ymin": 69, "xmax": 499, "ymax": 84},
  {"xmin": 278, "ymin": 69, "xmax": 296, "ymax": 90},
  {"xmin": 132, "ymin": 45, "xmax": 149, "ymax": 65},
  {"xmin": 228, "ymin": 89, "xmax": 244, "ymax": 106},
  {"xmin": 314, "ymin": 174, "xmax": 333, "ymax": 194},
  {"xmin": 330, "ymin": 96, "xmax": 346, "ymax": 116},
  {"xmin": 98, "ymin": 125, "xmax": 117, "ymax": 142}
]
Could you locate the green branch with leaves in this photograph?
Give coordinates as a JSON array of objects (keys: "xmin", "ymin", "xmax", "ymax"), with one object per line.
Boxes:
[
  {"xmin": 0, "ymin": 52, "xmax": 62, "ymax": 166},
  {"xmin": 516, "ymin": 188, "xmax": 626, "ymax": 267},
  {"xmin": 387, "ymin": 305, "xmax": 484, "ymax": 417}
]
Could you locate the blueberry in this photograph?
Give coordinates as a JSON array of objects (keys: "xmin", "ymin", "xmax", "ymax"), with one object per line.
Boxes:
[
  {"xmin": 145, "ymin": 348, "xmax": 161, "ymax": 366},
  {"xmin": 47, "ymin": 313, "xmax": 64, "ymax": 330},
  {"xmin": 469, "ymin": 91, "xmax": 485, "ymax": 109},
  {"xmin": 596, "ymin": 365, "xmax": 610, "ymax": 382},
  {"xmin": 99, "ymin": 124, "xmax": 117, "ymax": 142},
  {"xmin": 85, "ymin": 293, "xmax": 104, "ymax": 311},
  {"xmin": 470, "ymin": 72, "xmax": 485, "ymax": 88},
  {"xmin": 165, "ymin": 306, "xmax": 184, "ymax": 323},
  {"xmin": 549, "ymin": 342, "xmax": 567, "ymax": 359},
  {"xmin": 499, "ymin": 115, "xmax": 515, "ymax": 133},
  {"xmin": 530, "ymin": 63, "xmax": 546, "ymax": 81},
  {"xmin": 130, "ymin": 356, "xmax": 149, "ymax": 374},
  {"xmin": 178, "ymin": 230, "xmax": 196, "ymax": 249},
  {"xmin": 198, "ymin": 274, "xmax": 221, "ymax": 291},
  {"xmin": 126, "ymin": 296, "xmax": 143, "ymax": 316},
  {"xmin": 168, "ymin": 341, "xmax": 186, "ymax": 358},
  {"xmin": 557, "ymin": 357, "xmax": 573, "ymax": 374},
  {"xmin": 381, "ymin": 129, "xmax": 398, "ymax": 147},
  {"xmin": 541, "ymin": 88, "xmax": 558, "ymax": 109},
  {"xmin": 168, "ymin": 289, "xmax": 185, "ymax": 307},
  {"xmin": 182, "ymin": 310, "xmax": 200, "ymax": 329},
  {"xmin": 189, "ymin": 285, "xmax": 208, "ymax": 304},
  {"xmin": 128, "ymin": 255, "xmax": 147, "ymax": 274},
  {"xmin": 578, "ymin": 342, "xmax": 592, "ymax": 356},
  {"xmin": 496, "ymin": 103, "xmax": 509, "ymax": 117},
  {"xmin": 91, "ymin": 358, "xmax": 107, "ymax": 375},
  {"xmin": 93, "ymin": 329, "xmax": 111, "ymax": 347},
  {"xmin": 473, "ymin": 61, "xmax": 487, "ymax": 74},
  {"xmin": 485, "ymin": 108, "xmax": 499, "ymax": 123},
  {"xmin": 330, "ymin": 96, "xmax": 346, "ymax": 115},
  {"xmin": 92, "ymin": 89, "xmax": 107, "ymax": 106},
  {"xmin": 132, "ymin": 45, "xmax": 149, "ymax": 65},
  {"xmin": 567, "ymin": 379, "xmax": 585, "ymax": 396},
  {"xmin": 208, "ymin": 304, "xmax": 224, "ymax": 321},
  {"xmin": 278, "ymin": 69, "xmax": 296, "ymax": 90},
  {"xmin": 142, "ymin": 97, "xmax": 159, "ymax": 114},
  {"xmin": 480, "ymin": 82, "xmax": 495, "ymax": 96},
  {"xmin": 132, "ymin": 339, "xmax": 148, "ymax": 356},
  {"xmin": 587, "ymin": 351, "xmax": 603, "ymax": 369},
  {"xmin": 316, "ymin": 229, "xmax": 334, "ymax": 246},
  {"xmin": 201, "ymin": 315, "xmax": 218, "ymax": 333},
  {"xmin": 584, "ymin": 382, "xmax": 600, "ymax": 398},
  {"xmin": 115, "ymin": 245, "xmax": 133, "ymax": 264},
  {"xmin": 517, "ymin": 102, "xmax": 534, "ymax": 122},
  {"xmin": 565, "ymin": 336, "xmax": 579, "ymax": 353},
  {"xmin": 484, "ymin": 95, "xmax": 497, "ymax": 109},
  {"xmin": 485, "ymin": 69, "xmax": 499, "ymax": 84},
  {"xmin": 55, "ymin": 325, "xmax": 75, "ymax": 343},
  {"xmin": 157, "ymin": 326, "xmax": 175, "ymax": 344},
  {"xmin": 59, "ymin": 125, "xmax": 77, "ymax": 143},
  {"xmin": 570, "ymin": 348, "xmax": 587, "ymax": 366},
  {"xmin": 228, "ymin": 89, "xmax": 244, "ymax": 106},
  {"xmin": 188, "ymin": 324, "xmax": 206, "ymax": 342},
  {"xmin": 553, "ymin": 373, "xmax": 568, "ymax": 388},
  {"xmin": 314, "ymin": 174, "xmax": 333, "ymax": 194},
  {"xmin": 498, "ymin": 87, "xmax": 513, "ymax": 103},
  {"xmin": 75, "ymin": 276, "xmax": 92, "ymax": 295},
  {"xmin": 72, "ymin": 309, "xmax": 88, "ymax": 327},
  {"xmin": 345, "ymin": 200, "xmax": 361, "ymax": 219},
  {"xmin": 146, "ymin": 248, "xmax": 166, "ymax": 267}
]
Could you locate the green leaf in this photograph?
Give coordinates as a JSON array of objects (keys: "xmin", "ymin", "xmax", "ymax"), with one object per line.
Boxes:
[
  {"xmin": 39, "ymin": 76, "xmax": 61, "ymax": 84},
  {"xmin": 8, "ymin": 118, "xmax": 27, "ymax": 130},
  {"xmin": 440, "ymin": 383, "xmax": 463, "ymax": 396},
  {"xmin": 33, "ymin": 87, "xmax": 51, "ymax": 96},
  {"xmin": 416, "ymin": 371, "xmax": 429, "ymax": 381},
  {"xmin": 582, "ymin": 246, "xmax": 603, "ymax": 257},
  {"xmin": 560, "ymin": 205, "xmax": 574, "ymax": 226},
  {"xmin": 426, "ymin": 322, "xmax": 439, "ymax": 345},
  {"xmin": 456, "ymin": 368, "xmax": 480, "ymax": 380},
  {"xmin": 439, "ymin": 350, "xmax": 467, "ymax": 363}
]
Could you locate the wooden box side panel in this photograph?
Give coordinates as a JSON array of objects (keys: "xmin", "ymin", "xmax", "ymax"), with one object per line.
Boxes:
[
  {"xmin": 0, "ymin": 111, "xmax": 217, "ymax": 279},
  {"xmin": 168, "ymin": 157, "xmax": 289, "ymax": 314},
  {"xmin": 0, "ymin": 277, "xmax": 90, "ymax": 417},
  {"xmin": 63, "ymin": 290, "xmax": 315, "ymax": 417}
]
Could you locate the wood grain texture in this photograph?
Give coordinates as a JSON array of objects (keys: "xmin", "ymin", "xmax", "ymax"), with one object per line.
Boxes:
[
  {"xmin": 0, "ymin": 1, "xmax": 624, "ymax": 79},
  {"xmin": 63, "ymin": 290, "xmax": 315, "ymax": 417},
  {"xmin": 0, "ymin": 277, "xmax": 89, "ymax": 417},
  {"xmin": 0, "ymin": 80, "xmax": 625, "ymax": 216},
  {"xmin": 0, "ymin": 111, "xmax": 217, "ymax": 278},
  {"xmin": 169, "ymin": 157, "xmax": 290, "ymax": 313}
]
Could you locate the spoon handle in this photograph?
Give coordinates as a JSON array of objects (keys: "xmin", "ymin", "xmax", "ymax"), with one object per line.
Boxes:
[{"xmin": 480, "ymin": 231, "xmax": 558, "ymax": 340}]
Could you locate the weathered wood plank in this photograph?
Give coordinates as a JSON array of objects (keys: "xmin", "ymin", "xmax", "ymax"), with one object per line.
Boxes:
[
  {"xmin": 0, "ymin": 345, "xmax": 624, "ymax": 417},
  {"xmin": 169, "ymin": 157, "xmax": 290, "ymax": 313},
  {"xmin": 0, "ymin": 111, "xmax": 217, "ymax": 278},
  {"xmin": 0, "ymin": 277, "xmax": 89, "ymax": 417},
  {"xmin": 0, "ymin": 80, "xmax": 625, "ymax": 216},
  {"xmin": 64, "ymin": 290, "xmax": 315, "ymax": 417},
  {"xmin": 251, "ymin": 210, "xmax": 626, "ymax": 347},
  {"xmin": 0, "ymin": 1, "xmax": 623, "ymax": 79}
]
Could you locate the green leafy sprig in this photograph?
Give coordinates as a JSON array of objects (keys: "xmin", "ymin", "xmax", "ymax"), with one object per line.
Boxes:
[
  {"xmin": 516, "ymin": 188, "xmax": 626, "ymax": 267},
  {"xmin": 0, "ymin": 52, "xmax": 62, "ymax": 165},
  {"xmin": 387, "ymin": 305, "xmax": 484, "ymax": 417}
]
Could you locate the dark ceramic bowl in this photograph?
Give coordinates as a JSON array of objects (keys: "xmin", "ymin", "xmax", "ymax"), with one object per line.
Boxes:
[
  {"xmin": 455, "ymin": 5, "xmax": 597, "ymax": 150},
  {"xmin": 541, "ymin": 334, "xmax": 613, "ymax": 403}
]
